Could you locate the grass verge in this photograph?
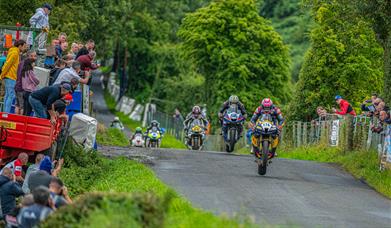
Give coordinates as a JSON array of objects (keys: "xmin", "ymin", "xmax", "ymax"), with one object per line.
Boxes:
[
  {"xmin": 48, "ymin": 143, "xmax": 254, "ymax": 227},
  {"xmin": 279, "ymin": 146, "xmax": 391, "ymax": 198},
  {"xmin": 96, "ymin": 124, "xmax": 129, "ymax": 147},
  {"xmin": 104, "ymin": 90, "xmax": 185, "ymax": 149}
]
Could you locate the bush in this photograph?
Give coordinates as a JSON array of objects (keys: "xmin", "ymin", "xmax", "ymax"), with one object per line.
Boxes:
[
  {"xmin": 41, "ymin": 192, "xmax": 173, "ymax": 228},
  {"xmin": 96, "ymin": 125, "xmax": 129, "ymax": 147}
]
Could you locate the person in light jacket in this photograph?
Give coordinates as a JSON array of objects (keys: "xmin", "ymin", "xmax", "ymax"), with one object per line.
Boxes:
[
  {"xmin": 21, "ymin": 59, "xmax": 40, "ymax": 116},
  {"xmin": 28, "ymin": 3, "xmax": 52, "ymax": 46}
]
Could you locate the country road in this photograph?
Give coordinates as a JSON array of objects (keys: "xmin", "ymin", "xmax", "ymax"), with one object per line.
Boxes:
[
  {"xmin": 91, "ymin": 74, "xmax": 391, "ymax": 227},
  {"xmin": 99, "ymin": 146, "xmax": 391, "ymax": 227}
]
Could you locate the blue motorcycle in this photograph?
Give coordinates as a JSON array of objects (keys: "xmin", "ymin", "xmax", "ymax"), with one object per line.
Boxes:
[{"xmin": 223, "ymin": 106, "xmax": 245, "ymax": 152}]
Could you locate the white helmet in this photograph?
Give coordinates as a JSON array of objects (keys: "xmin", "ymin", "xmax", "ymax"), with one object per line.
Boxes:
[
  {"xmin": 229, "ymin": 95, "xmax": 239, "ymax": 104},
  {"xmin": 114, "ymin": 116, "xmax": 120, "ymax": 121}
]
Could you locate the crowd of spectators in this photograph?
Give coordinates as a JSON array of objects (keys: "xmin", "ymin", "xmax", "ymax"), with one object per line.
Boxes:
[
  {"xmin": 0, "ymin": 154, "xmax": 69, "ymax": 227},
  {"xmin": 0, "ymin": 3, "xmax": 100, "ymax": 227},
  {"xmin": 314, "ymin": 94, "xmax": 390, "ymax": 134},
  {"xmin": 0, "ymin": 3, "xmax": 99, "ymax": 124}
]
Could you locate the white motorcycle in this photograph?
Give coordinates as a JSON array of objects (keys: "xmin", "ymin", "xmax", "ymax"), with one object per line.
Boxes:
[{"xmin": 131, "ymin": 134, "xmax": 145, "ymax": 147}]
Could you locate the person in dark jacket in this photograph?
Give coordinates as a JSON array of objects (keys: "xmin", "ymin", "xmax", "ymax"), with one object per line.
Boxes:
[
  {"xmin": 0, "ymin": 168, "xmax": 24, "ymax": 218},
  {"xmin": 28, "ymin": 83, "xmax": 71, "ymax": 122},
  {"xmin": 17, "ymin": 186, "xmax": 53, "ymax": 228}
]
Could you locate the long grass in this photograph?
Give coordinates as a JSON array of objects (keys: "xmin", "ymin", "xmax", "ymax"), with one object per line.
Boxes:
[
  {"xmin": 55, "ymin": 143, "xmax": 255, "ymax": 227},
  {"xmin": 104, "ymin": 90, "xmax": 186, "ymax": 149},
  {"xmin": 279, "ymin": 145, "xmax": 391, "ymax": 198}
]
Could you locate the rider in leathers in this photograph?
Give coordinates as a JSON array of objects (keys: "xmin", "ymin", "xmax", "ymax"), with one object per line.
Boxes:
[
  {"xmin": 218, "ymin": 95, "xmax": 247, "ymax": 136},
  {"xmin": 183, "ymin": 106, "xmax": 208, "ymax": 136},
  {"xmin": 250, "ymin": 98, "xmax": 285, "ymax": 158}
]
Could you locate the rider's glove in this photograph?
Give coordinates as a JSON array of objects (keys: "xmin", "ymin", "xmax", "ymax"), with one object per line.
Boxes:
[{"xmin": 218, "ymin": 113, "xmax": 223, "ymax": 119}]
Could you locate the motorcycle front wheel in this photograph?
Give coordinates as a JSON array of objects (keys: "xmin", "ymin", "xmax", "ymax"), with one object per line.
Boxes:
[{"xmin": 257, "ymin": 140, "xmax": 269, "ymax": 175}]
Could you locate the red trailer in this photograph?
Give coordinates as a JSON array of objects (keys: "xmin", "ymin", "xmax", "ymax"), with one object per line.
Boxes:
[{"xmin": 0, "ymin": 112, "xmax": 63, "ymax": 166}]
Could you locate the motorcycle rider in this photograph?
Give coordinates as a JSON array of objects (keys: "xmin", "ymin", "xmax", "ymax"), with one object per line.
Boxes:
[
  {"xmin": 183, "ymin": 105, "xmax": 208, "ymax": 136},
  {"xmin": 145, "ymin": 120, "xmax": 163, "ymax": 135},
  {"xmin": 131, "ymin": 127, "xmax": 143, "ymax": 141},
  {"xmin": 218, "ymin": 95, "xmax": 247, "ymax": 136},
  {"xmin": 250, "ymin": 98, "xmax": 285, "ymax": 158},
  {"xmin": 110, "ymin": 116, "xmax": 124, "ymax": 131}
]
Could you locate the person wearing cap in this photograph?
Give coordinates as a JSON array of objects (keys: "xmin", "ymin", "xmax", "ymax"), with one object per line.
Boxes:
[
  {"xmin": 332, "ymin": 95, "xmax": 356, "ymax": 116},
  {"xmin": 28, "ymin": 156, "xmax": 63, "ymax": 193},
  {"xmin": 29, "ymin": 3, "xmax": 52, "ymax": 29},
  {"xmin": 28, "ymin": 84, "xmax": 71, "ymax": 123}
]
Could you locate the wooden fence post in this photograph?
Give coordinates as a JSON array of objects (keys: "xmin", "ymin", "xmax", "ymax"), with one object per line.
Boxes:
[
  {"xmin": 303, "ymin": 122, "xmax": 308, "ymax": 146},
  {"xmin": 345, "ymin": 115, "xmax": 354, "ymax": 152}
]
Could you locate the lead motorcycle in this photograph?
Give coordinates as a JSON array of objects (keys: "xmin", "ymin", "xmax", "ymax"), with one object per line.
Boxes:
[
  {"xmin": 187, "ymin": 119, "xmax": 206, "ymax": 150},
  {"xmin": 252, "ymin": 113, "xmax": 279, "ymax": 175},
  {"xmin": 222, "ymin": 106, "xmax": 245, "ymax": 152},
  {"xmin": 145, "ymin": 127, "xmax": 162, "ymax": 148}
]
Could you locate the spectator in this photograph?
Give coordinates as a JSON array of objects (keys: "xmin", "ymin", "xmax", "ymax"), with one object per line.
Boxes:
[
  {"xmin": 29, "ymin": 83, "xmax": 71, "ymax": 122},
  {"xmin": 22, "ymin": 154, "xmax": 44, "ymax": 194},
  {"xmin": 49, "ymin": 59, "xmax": 66, "ymax": 86},
  {"xmin": 316, "ymin": 106, "xmax": 328, "ymax": 119},
  {"xmin": 21, "ymin": 59, "xmax": 40, "ymax": 116},
  {"xmin": 15, "ymin": 50, "xmax": 37, "ymax": 115},
  {"xmin": 17, "ymin": 186, "xmax": 54, "ymax": 228},
  {"xmin": 44, "ymin": 39, "xmax": 57, "ymax": 68},
  {"xmin": 0, "ymin": 168, "xmax": 24, "ymax": 218},
  {"xmin": 76, "ymin": 51, "xmax": 99, "ymax": 71},
  {"xmin": 29, "ymin": 3, "xmax": 52, "ymax": 29},
  {"xmin": 28, "ymin": 157, "xmax": 63, "ymax": 193},
  {"xmin": 62, "ymin": 53, "xmax": 74, "ymax": 67},
  {"xmin": 53, "ymin": 61, "xmax": 89, "ymax": 85},
  {"xmin": 332, "ymin": 95, "xmax": 356, "ymax": 116},
  {"xmin": 5, "ymin": 194, "xmax": 34, "ymax": 228},
  {"xmin": 70, "ymin": 43, "xmax": 79, "ymax": 59},
  {"xmin": 0, "ymin": 40, "xmax": 28, "ymax": 113},
  {"xmin": 75, "ymin": 39, "xmax": 95, "ymax": 59},
  {"xmin": 49, "ymin": 177, "xmax": 72, "ymax": 209},
  {"xmin": 28, "ymin": 3, "xmax": 52, "ymax": 46},
  {"xmin": 55, "ymin": 41, "xmax": 68, "ymax": 60},
  {"xmin": 58, "ymin": 33, "xmax": 67, "ymax": 44},
  {"xmin": 0, "ymin": 153, "xmax": 29, "ymax": 183},
  {"xmin": 53, "ymin": 99, "xmax": 69, "ymax": 124}
]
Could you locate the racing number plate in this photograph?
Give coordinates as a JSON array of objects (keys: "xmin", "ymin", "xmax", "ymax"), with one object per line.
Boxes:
[{"xmin": 0, "ymin": 121, "xmax": 16, "ymax": 129}]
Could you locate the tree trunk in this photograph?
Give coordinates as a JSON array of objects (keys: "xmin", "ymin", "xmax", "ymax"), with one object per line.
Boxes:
[{"xmin": 383, "ymin": 37, "xmax": 391, "ymax": 104}]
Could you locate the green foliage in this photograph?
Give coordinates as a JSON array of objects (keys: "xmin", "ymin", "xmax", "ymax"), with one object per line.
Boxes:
[
  {"xmin": 289, "ymin": 1, "xmax": 383, "ymax": 120},
  {"xmin": 57, "ymin": 149, "xmax": 255, "ymax": 227},
  {"xmin": 104, "ymin": 90, "xmax": 141, "ymax": 131},
  {"xmin": 96, "ymin": 127, "xmax": 129, "ymax": 147},
  {"xmin": 280, "ymin": 145, "xmax": 391, "ymax": 198},
  {"xmin": 59, "ymin": 142, "xmax": 108, "ymax": 196},
  {"xmin": 161, "ymin": 134, "xmax": 186, "ymax": 149},
  {"xmin": 260, "ymin": 0, "xmax": 313, "ymax": 81},
  {"xmin": 41, "ymin": 192, "xmax": 172, "ymax": 228},
  {"xmin": 178, "ymin": 0, "xmax": 291, "ymax": 116}
]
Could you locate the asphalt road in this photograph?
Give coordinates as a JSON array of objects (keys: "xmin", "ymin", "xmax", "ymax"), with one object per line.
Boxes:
[
  {"xmin": 90, "ymin": 72, "xmax": 131, "ymax": 137},
  {"xmin": 92, "ymin": 72, "xmax": 390, "ymax": 227},
  {"xmin": 99, "ymin": 146, "xmax": 391, "ymax": 227}
]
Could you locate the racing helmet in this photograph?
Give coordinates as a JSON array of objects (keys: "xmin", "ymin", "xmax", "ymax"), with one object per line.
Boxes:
[
  {"xmin": 261, "ymin": 98, "xmax": 273, "ymax": 111},
  {"xmin": 192, "ymin": 106, "xmax": 201, "ymax": 114},
  {"xmin": 114, "ymin": 116, "xmax": 120, "ymax": 121},
  {"xmin": 151, "ymin": 120, "xmax": 159, "ymax": 127},
  {"xmin": 135, "ymin": 127, "xmax": 142, "ymax": 133},
  {"xmin": 229, "ymin": 95, "xmax": 239, "ymax": 104}
]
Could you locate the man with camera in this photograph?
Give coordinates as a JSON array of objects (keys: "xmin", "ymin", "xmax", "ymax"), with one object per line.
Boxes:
[{"xmin": 48, "ymin": 177, "xmax": 72, "ymax": 209}]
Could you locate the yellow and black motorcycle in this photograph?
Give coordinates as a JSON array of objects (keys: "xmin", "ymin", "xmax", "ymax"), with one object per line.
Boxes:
[{"xmin": 252, "ymin": 113, "xmax": 279, "ymax": 175}]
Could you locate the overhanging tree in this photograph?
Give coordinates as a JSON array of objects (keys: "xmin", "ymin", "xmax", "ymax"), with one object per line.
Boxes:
[
  {"xmin": 289, "ymin": 1, "xmax": 383, "ymax": 120},
  {"xmin": 178, "ymin": 0, "xmax": 291, "ymax": 116}
]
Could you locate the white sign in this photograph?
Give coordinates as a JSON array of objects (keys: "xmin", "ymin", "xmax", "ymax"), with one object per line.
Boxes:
[{"xmin": 330, "ymin": 120, "xmax": 339, "ymax": 146}]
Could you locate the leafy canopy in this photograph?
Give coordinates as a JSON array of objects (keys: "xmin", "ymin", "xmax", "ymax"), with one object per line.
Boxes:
[{"xmin": 178, "ymin": 0, "xmax": 291, "ymax": 114}]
